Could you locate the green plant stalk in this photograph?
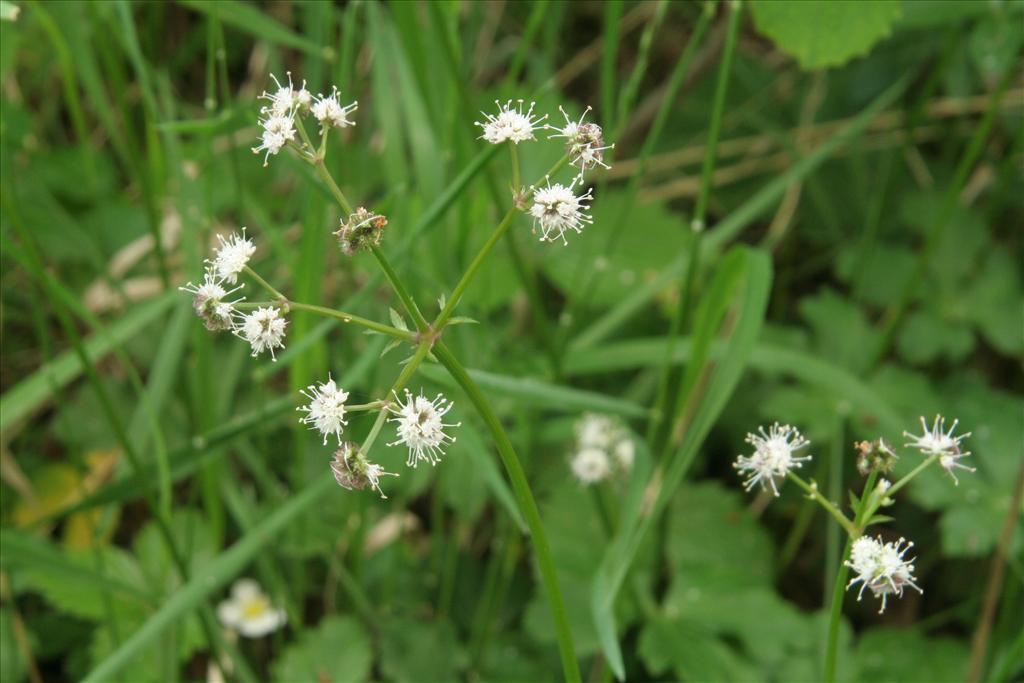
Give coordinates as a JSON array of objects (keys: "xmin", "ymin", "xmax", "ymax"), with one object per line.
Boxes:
[
  {"xmin": 433, "ymin": 340, "xmax": 581, "ymax": 683},
  {"xmin": 823, "ymin": 469, "xmax": 878, "ymax": 682},
  {"xmin": 862, "ymin": 453, "xmax": 940, "ymax": 523},
  {"xmin": 243, "ymin": 265, "xmax": 286, "ymax": 301},
  {"xmin": 787, "ymin": 472, "xmax": 856, "ymax": 536},
  {"xmin": 870, "ymin": 65, "xmax": 1014, "ymax": 367},
  {"xmin": 650, "ymin": 1, "xmax": 742, "ymax": 450},
  {"xmin": 370, "ymin": 245, "xmax": 430, "ymax": 331},
  {"xmin": 287, "ymin": 302, "xmax": 415, "ymax": 340},
  {"xmin": 510, "ymin": 143, "xmax": 521, "ymax": 191},
  {"xmin": 434, "ymin": 206, "xmax": 519, "ymax": 329}
]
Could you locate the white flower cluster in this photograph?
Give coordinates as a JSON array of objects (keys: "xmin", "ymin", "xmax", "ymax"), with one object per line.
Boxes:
[
  {"xmin": 180, "ymin": 228, "xmax": 289, "ymax": 360},
  {"xmin": 733, "ymin": 423, "xmax": 812, "ymax": 497},
  {"xmin": 570, "ymin": 413, "xmax": 635, "ymax": 485},
  {"xmin": 296, "ymin": 378, "xmax": 461, "ymax": 498},
  {"xmin": 217, "ymin": 578, "xmax": 286, "ymax": 638},
  {"xmin": 252, "ymin": 72, "xmax": 357, "ymax": 166},
  {"xmin": 904, "ymin": 415, "xmax": 975, "ymax": 485},
  {"xmin": 476, "ymin": 100, "xmax": 613, "ymax": 245},
  {"xmin": 388, "ymin": 389, "xmax": 461, "ymax": 467},
  {"xmin": 845, "ymin": 535, "xmax": 922, "ymax": 613}
]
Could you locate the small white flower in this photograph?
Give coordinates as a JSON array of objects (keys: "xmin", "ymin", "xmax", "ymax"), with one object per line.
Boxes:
[
  {"xmin": 571, "ymin": 447, "xmax": 612, "ymax": 484},
  {"xmin": 576, "ymin": 413, "xmax": 617, "ymax": 450},
  {"xmin": 548, "ymin": 106, "xmax": 614, "ymax": 174},
  {"xmin": 297, "ymin": 376, "xmax": 349, "ymax": 445},
  {"xmin": 387, "ymin": 389, "xmax": 460, "ymax": 467},
  {"xmin": 311, "ymin": 87, "xmax": 358, "ymax": 130},
  {"xmin": 331, "ymin": 443, "xmax": 398, "ymax": 499},
  {"xmin": 733, "ymin": 422, "xmax": 812, "ymax": 496},
  {"xmin": 475, "ymin": 99, "xmax": 547, "ymax": 145},
  {"xmin": 904, "ymin": 415, "xmax": 975, "ymax": 485},
  {"xmin": 208, "ymin": 228, "xmax": 255, "ymax": 284},
  {"xmin": 179, "ymin": 270, "xmax": 244, "ymax": 331},
  {"xmin": 845, "ymin": 535, "xmax": 922, "ymax": 614},
  {"xmin": 252, "ymin": 111, "xmax": 297, "ymax": 166},
  {"xmin": 259, "ymin": 72, "xmax": 305, "ymax": 116},
  {"xmin": 217, "ymin": 579, "xmax": 286, "ymax": 638},
  {"xmin": 236, "ymin": 306, "xmax": 287, "ymax": 360},
  {"xmin": 529, "ymin": 179, "xmax": 594, "ymax": 245},
  {"xmin": 613, "ymin": 439, "xmax": 635, "ymax": 471}
]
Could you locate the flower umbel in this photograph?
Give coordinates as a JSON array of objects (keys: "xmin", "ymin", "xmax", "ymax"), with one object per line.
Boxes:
[
  {"xmin": 311, "ymin": 87, "xmax": 358, "ymax": 130},
  {"xmin": 529, "ymin": 179, "xmax": 594, "ymax": 245},
  {"xmin": 571, "ymin": 447, "xmax": 612, "ymax": 484},
  {"xmin": 733, "ymin": 423, "xmax": 812, "ymax": 496},
  {"xmin": 216, "ymin": 579, "xmax": 286, "ymax": 638},
  {"xmin": 331, "ymin": 442, "xmax": 398, "ymax": 499},
  {"xmin": 476, "ymin": 99, "xmax": 547, "ymax": 145},
  {"xmin": 297, "ymin": 376, "xmax": 349, "ymax": 445},
  {"xmin": 335, "ymin": 207, "xmax": 388, "ymax": 256},
  {"xmin": 548, "ymin": 106, "xmax": 614, "ymax": 174},
  {"xmin": 252, "ymin": 110, "xmax": 297, "ymax": 166},
  {"xmin": 179, "ymin": 271, "xmax": 243, "ymax": 332},
  {"xmin": 236, "ymin": 306, "xmax": 287, "ymax": 360},
  {"xmin": 387, "ymin": 389, "xmax": 460, "ymax": 467},
  {"xmin": 259, "ymin": 71, "xmax": 308, "ymax": 116},
  {"xmin": 845, "ymin": 535, "xmax": 922, "ymax": 613},
  {"xmin": 208, "ymin": 228, "xmax": 255, "ymax": 284},
  {"xmin": 903, "ymin": 415, "xmax": 975, "ymax": 485}
]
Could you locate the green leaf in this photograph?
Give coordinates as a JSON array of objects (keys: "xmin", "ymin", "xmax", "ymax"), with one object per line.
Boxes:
[
  {"xmin": 638, "ymin": 618, "xmax": 757, "ymax": 682},
  {"xmin": 272, "ymin": 616, "xmax": 371, "ymax": 683},
  {"xmin": 379, "ymin": 617, "xmax": 461, "ymax": 682},
  {"xmin": 178, "ymin": 0, "xmax": 330, "ymax": 59},
  {"xmin": 592, "ymin": 247, "xmax": 772, "ymax": 678},
  {"xmin": 854, "ymin": 628, "xmax": 969, "ymax": 683},
  {"xmin": 0, "ymin": 292, "xmax": 177, "ymax": 439},
  {"xmin": 750, "ymin": 0, "xmax": 902, "ymax": 69}
]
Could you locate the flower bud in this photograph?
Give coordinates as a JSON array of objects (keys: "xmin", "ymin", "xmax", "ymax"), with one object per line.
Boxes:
[
  {"xmin": 335, "ymin": 207, "xmax": 387, "ymax": 256},
  {"xmin": 855, "ymin": 438, "xmax": 898, "ymax": 476}
]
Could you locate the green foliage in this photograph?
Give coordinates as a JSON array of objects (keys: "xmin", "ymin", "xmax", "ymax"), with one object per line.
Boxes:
[
  {"xmin": 2, "ymin": 0, "xmax": 1021, "ymax": 681},
  {"xmin": 750, "ymin": 0, "xmax": 902, "ymax": 69}
]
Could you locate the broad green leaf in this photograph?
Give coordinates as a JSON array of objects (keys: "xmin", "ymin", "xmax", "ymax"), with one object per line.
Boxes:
[
  {"xmin": 272, "ymin": 616, "xmax": 371, "ymax": 683},
  {"xmin": 750, "ymin": 1, "xmax": 902, "ymax": 69},
  {"xmin": 638, "ymin": 618, "xmax": 757, "ymax": 682},
  {"xmin": 380, "ymin": 617, "xmax": 461, "ymax": 683},
  {"xmin": 854, "ymin": 628, "xmax": 970, "ymax": 682}
]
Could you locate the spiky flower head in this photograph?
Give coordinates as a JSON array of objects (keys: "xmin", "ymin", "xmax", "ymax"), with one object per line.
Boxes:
[
  {"xmin": 330, "ymin": 442, "xmax": 398, "ymax": 499},
  {"xmin": 252, "ymin": 107, "xmax": 297, "ymax": 166},
  {"xmin": 903, "ymin": 415, "xmax": 975, "ymax": 485},
  {"xmin": 179, "ymin": 271, "xmax": 243, "ymax": 332},
  {"xmin": 236, "ymin": 306, "xmax": 287, "ymax": 360},
  {"xmin": 297, "ymin": 376, "xmax": 349, "ymax": 445},
  {"xmin": 529, "ymin": 179, "xmax": 594, "ymax": 245},
  {"xmin": 311, "ymin": 87, "xmax": 358, "ymax": 130},
  {"xmin": 217, "ymin": 579, "xmax": 287, "ymax": 638},
  {"xmin": 334, "ymin": 207, "xmax": 388, "ymax": 256},
  {"xmin": 259, "ymin": 71, "xmax": 309, "ymax": 116},
  {"xmin": 733, "ymin": 423, "xmax": 812, "ymax": 496},
  {"xmin": 475, "ymin": 99, "xmax": 547, "ymax": 145},
  {"xmin": 208, "ymin": 228, "xmax": 255, "ymax": 284},
  {"xmin": 845, "ymin": 535, "xmax": 922, "ymax": 613},
  {"xmin": 387, "ymin": 389, "xmax": 460, "ymax": 467},
  {"xmin": 855, "ymin": 438, "xmax": 899, "ymax": 476},
  {"xmin": 548, "ymin": 106, "xmax": 614, "ymax": 174},
  {"xmin": 571, "ymin": 447, "xmax": 612, "ymax": 484}
]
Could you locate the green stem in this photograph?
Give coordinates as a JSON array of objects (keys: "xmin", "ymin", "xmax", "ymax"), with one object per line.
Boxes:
[
  {"xmin": 649, "ymin": 1, "xmax": 742, "ymax": 449},
  {"xmin": 824, "ymin": 469, "xmax": 878, "ymax": 682},
  {"xmin": 510, "ymin": 143, "xmax": 521, "ymax": 191},
  {"xmin": 287, "ymin": 301, "xmax": 414, "ymax": 341},
  {"xmin": 433, "ymin": 340, "xmax": 581, "ymax": 683},
  {"xmin": 788, "ymin": 472, "xmax": 857, "ymax": 536},
  {"xmin": 243, "ymin": 265, "xmax": 286, "ymax": 302},
  {"xmin": 434, "ymin": 207, "xmax": 518, "ymax": 329},
  {"xmin": 863, "ymin": 453, "xmax": 939, "ymax": 522},
  {"xmin": 370, "ymin": 245, "xmax": 429, "ymax": 331}
]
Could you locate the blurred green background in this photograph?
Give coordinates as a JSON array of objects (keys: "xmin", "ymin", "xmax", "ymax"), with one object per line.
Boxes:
[{"xmin": 1, "ymin": 1, "xmax": 1022, "ymax": 681}]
